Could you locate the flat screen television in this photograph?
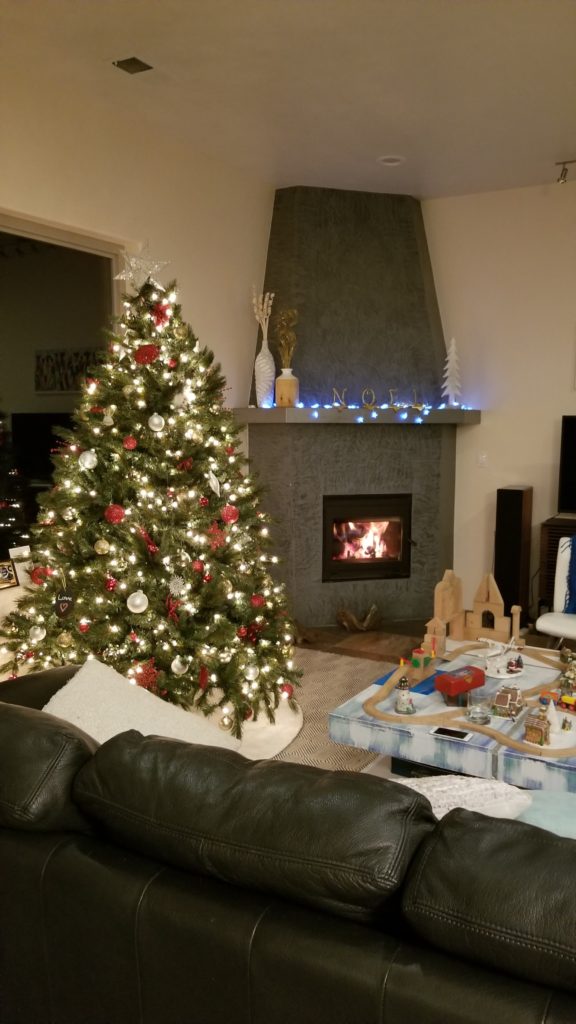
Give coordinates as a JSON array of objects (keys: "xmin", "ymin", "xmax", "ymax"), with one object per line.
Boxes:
[
  {"xmin": 10, "ymin": 412, "xmax": 74, "ymax": 483},
  {"xmin": 558, "ymin": 415, "xmax": 576, "ymax": 513}
]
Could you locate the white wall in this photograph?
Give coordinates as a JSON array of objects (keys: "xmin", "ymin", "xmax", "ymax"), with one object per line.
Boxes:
[
  {"xmin": 423, "ymin": 182, "xmax": 576, "ymax": 614},
  {"xmin": 0, "ymin": 71, "xmax": 274, "ymax": 408}
]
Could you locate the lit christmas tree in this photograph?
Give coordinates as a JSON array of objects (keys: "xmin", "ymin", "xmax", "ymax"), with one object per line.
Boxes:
[
  {"xmin": 1, "ymin": 277, "xmax": 300, "ymax": 736},
  {"xmin": 441, "ymin": 337, "xmax": 461, "ymax": 407}
]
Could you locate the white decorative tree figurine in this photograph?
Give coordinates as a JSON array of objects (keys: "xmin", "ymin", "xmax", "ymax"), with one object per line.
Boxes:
[
  {"xmin": 252, "ymin": 287, "xmax": 276, "ymax": 408},
  {"xmin": 442, "ymin": 337, "xmax": 461, "ymax": 407}
]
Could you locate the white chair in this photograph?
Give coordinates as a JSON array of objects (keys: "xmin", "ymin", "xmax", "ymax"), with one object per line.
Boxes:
[{"xmin": 536, "ymin": 536, "xmax": 576, "ymax": 645}]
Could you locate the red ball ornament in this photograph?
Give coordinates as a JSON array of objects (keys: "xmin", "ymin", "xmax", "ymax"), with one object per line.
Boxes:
[
  {"xmin": 225, "ymin": 445, "xmax": 235, "ymax": 456},
  {"xmin": 250, "ymin": 594, "xmax": 266, "ymax": 608},
  {"xmin": 129, "ymin": 631, "xmax": 138, "ymax": 642},
  {"xmin": 220, "ymin": 504, "xmax": 239, "ymax": 525},
  {"xmin": 89, "ymin": 406, "xmax": 104, "ymax": 414},
  {"xmin": 104, "ymin": 504, "xmax": 125, "ymax": 524},
  {"xmin": 177, "ymin": 457, "xmax": 194, "ymax": 471},
  {"xmin": 199, "ymin": 496, "xmax": 209, "ymax": 508},
  {"xmin": 167, "ymin": 357, "xmax": 178, "ymax": 369},
  {"xmin": 134, "ymin": 344, "xmax": 161, "ymax": 365},
  {"xmin": 78, "ymin": 621, "xmax": 90, "ymax": 633},
  {"xmin": 30, "ymin": 566, "xmax": 53, "ymax": 586},
  {"xmin": 202, "ymin": 573, "xmax": 213, "ymax": 583},
  {"xmin": 198, "ymin": 665, "xmax": 209, "ymax": 690},
  {"xmin": 192, "ymin": 560, "xmax": 205, "ymax": 573},
  {"xmin": 243, "ymin": 707, "xmax": 254, "ymax": 720},
  {"xmin": 280, "ymin": 682, "xmax": 295, "ymax": 699},
  {"xmin": 236, "ymin": 626, "xmax": 248, "ymax": 638},
  {"xmin": 123, "ymin": 436, "xmax": 138, "ymax": 450},
  {"xmin": 25, "ymin": 651, "xmax": 35, "ymax": 660},
  {"xmin": 105, "ymin": 576, "xmax": 118, "ymax": 591}
]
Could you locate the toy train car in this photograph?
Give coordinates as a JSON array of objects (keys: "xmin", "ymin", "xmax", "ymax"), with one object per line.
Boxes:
[{"xmin": 539, "ymin": 690, "xmax": 576, "ymax": 714}]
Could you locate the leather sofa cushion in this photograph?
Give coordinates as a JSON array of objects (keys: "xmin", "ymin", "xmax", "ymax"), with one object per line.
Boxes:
[
  {"xmin": 74, "ymin": 731, "xmax": 436, "ymax": 921},
  {"xmin": 0, "ymin": 702, "xmax": 98, "ymax": 832},
  {"xmin": 402, "ymin": 807, "xmax": 576, "ymax": 995}
]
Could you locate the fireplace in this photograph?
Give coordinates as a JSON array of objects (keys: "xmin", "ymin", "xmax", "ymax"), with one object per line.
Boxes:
[{"xmin": 322, "ymin": 494, "xmax": 412, "ymax": 582}]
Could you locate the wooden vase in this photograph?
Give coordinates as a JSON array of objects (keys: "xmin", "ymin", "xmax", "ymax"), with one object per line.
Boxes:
[{"xmin": 275, "ymin": 368, "xmax": 299, "ymax": 407}]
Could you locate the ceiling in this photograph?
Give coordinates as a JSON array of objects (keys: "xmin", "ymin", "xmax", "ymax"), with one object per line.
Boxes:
[{"xmin": 4, "ymin": 0, "xmax": 576, "ymax": 198}]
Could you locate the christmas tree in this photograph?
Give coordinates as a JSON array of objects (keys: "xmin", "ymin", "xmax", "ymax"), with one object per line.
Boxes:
[
  {"xmin": 441, "ymin": 337, "xmax": 461, "ymax": 407},
  {"xmin": 1, "ymin": 275, "xmax": 300, "ymax": 737},
  {"xmin": 0, "ymin": 409, "xmax": 32, "ymax": 557}
]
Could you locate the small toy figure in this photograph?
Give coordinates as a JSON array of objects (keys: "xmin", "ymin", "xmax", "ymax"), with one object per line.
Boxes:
[
  {"xmin": 394, "ymin": 675, "xmax": 416, "ymax": 715},
  {"xmin": 506, "ymin": 655, "xmax": 523, "ymax": 674},
  {"xmin": 562, "ymin": 716, "xmax": 573, "ymax": 731}
]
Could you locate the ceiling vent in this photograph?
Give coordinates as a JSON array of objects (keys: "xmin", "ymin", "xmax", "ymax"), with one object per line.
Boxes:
[{"xmin": 113, "ymin": 57, "xmax": 153, "ymax": 75}]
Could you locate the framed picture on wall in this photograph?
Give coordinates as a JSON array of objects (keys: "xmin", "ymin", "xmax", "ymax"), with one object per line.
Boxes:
[
  {"xmin": 35, "ymin": 350, "xmax": 100, "ymax": 393},
  {"xmin": 0, "ymin": 560, "xmax": 19, "ymax": 589}
]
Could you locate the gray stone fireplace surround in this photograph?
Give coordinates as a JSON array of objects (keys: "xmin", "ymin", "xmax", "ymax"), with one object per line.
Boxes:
[{"xmin": 238, "ymin": 188, "xmax": 479, "ymax": 627}]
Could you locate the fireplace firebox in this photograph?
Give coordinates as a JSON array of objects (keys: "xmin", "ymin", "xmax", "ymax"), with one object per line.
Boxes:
[{"xmin": 322, "ymin": 494, "xmax": 412, "ymax": 582}]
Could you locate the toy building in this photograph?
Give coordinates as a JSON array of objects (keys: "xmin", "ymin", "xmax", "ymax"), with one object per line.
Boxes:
[
  {"xmin": 492, "ymin": 685, "xmax": 524, "ymax": 718},
  {"xmin": 425, "ymin": 570, "xmax": 522, "ymax": 648},
  {"xmin": 524, "ymin": 707, "xmax": 551, "ymax": 746},
  {"xmin": 434, "ymin": 664, "xmax": 485, "ymax": 707}
]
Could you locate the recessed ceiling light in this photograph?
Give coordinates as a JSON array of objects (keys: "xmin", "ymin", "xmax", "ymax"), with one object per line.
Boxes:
[
  {"xmin": 113, "ymin": 57, "xmax": 153, "ymax": 75},
  {"xmin": 377, "ymin": 155, "xmax": 406, "ymax": 167}
]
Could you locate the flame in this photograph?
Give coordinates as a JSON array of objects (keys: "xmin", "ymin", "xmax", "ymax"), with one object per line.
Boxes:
[{"xmin": 332, "ymin": 519, "xmax": 399, "ymax": 561}]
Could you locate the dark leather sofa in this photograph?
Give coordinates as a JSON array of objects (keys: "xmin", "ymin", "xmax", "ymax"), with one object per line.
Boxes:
[{"xmin": 1, "ymin": 666, "xmax": 576, "ymax": 1024}]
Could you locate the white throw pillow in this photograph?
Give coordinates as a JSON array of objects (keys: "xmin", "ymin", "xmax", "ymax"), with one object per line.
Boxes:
[
  {"xmin": 396, "ymin": 775, "xmax": 532, "ymax": 820},
  {"xmin": 42, "ymin": 658, "xmax": 240, "ymax": 750}
]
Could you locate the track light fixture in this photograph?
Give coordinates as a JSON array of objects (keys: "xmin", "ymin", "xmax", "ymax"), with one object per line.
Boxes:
[{"xmin": 555, "ymin": 159, "xmax": 576, "ymax": 184}]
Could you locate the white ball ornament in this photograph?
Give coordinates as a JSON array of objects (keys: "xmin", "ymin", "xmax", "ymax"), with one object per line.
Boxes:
[
  {"xmin": 171, "ymin": 656, "xmax": 189, "ymax": 676},
  {"xmin": 126, "ymin": 590, "xmax": 149, "ymax": 614},
  {"xmin": 171, "ymin": 391, "xmax": 187, "ymax": 409},
  {"xmin": 29, "ymin": 625, "xmax": 46, "ymax": 643},
  {"xmin": 148, "ymin": 413, "xmax": 165, "ymax": 432},
  {"xmin": 244, "ymin": 664, "xmax": 260, "ymax": 681},
  {"xmin": 78, "ymin": 449, "xmax": 98, "ymax": 470}
]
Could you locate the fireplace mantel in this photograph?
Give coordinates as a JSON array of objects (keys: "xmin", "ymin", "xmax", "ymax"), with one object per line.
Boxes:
[{"xmin": 233, "ymin": 407, "xmax": 481, "ymax": 426}]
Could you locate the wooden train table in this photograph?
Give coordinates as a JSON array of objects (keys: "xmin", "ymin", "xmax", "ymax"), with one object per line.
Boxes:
[{"xmin": 328, "ymin": 642, "xmax": 576, "ymax": 791}]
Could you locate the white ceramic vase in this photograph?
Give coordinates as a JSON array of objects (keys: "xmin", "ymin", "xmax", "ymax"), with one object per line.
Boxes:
[{"xmin": 254, "ymin": 337, "xmax": 276, "ymax": 408}]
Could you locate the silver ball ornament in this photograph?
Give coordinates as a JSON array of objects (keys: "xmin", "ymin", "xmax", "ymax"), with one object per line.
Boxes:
[
  {"xmin": 171, "ymin": 656, "xmax": 189, "ymax": 676},
  {"xmin": 245, "ymin": 664, "xmax": 260, "ymax": 681},
  {"xmin": 78, "ymin": 449, "xmax": 98, "ymax": 470},
  {"xmin": 148, "ymin": 413, "xmax": 165, "ymax": 432},
  {"xmin": 29, "ymin": 625, "xmax": 46, "ymax": 644},
  {"xmin": 126, "ymin": 590, "xmax": 149, "ymax": 614}
]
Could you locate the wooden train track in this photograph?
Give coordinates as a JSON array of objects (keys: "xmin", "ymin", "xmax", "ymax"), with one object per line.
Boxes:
[{"xmin": 361, "ymin": 642, "xmax": 576, "ymax": 758}]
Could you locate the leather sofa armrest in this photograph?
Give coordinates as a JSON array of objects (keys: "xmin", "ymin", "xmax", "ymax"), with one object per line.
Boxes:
[{"xmin": 0, "ymin": 665, "xmax": 78, "ymax": 709}]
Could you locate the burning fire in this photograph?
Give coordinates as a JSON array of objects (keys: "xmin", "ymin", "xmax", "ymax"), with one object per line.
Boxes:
[{"xmin": 332, "ymin": 518, "xmax": 400, "ymax": 561}]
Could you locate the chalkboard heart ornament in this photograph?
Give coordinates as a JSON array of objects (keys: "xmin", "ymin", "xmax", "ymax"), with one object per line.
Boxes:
[{"xmin": 55, "ymin": 591, "xmax": 75, "ymax": 618}]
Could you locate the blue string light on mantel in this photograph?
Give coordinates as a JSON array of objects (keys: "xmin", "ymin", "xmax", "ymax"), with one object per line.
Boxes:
[{"xmin": 234, "ymin": 403, "xmax": 481, "ymax": 426}]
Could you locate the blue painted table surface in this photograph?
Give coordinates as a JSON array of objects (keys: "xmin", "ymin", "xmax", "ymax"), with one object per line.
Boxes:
[{"xmin": 328, "ymin": 651, "xmax": 576, "ymax": 792}]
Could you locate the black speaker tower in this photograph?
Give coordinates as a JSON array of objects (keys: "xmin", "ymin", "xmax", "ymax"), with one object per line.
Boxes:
[{"xmin": 494, "ymin": 486, "xmax": 533, "ymax": 625}]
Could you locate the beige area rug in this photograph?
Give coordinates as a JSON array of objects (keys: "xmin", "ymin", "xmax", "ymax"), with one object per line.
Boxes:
[{"xmin": 275, "ymin": 647, "xmax": 395, "ymax": 771}]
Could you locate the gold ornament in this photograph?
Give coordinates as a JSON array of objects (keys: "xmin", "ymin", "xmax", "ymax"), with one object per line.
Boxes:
[
  {"xmin": 94, "ymin": 539, "xmax": 110, "ymax": 555},
  {"xmin": 57, "ymin": 631, "xmax": 73, "ymax": 648}
]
